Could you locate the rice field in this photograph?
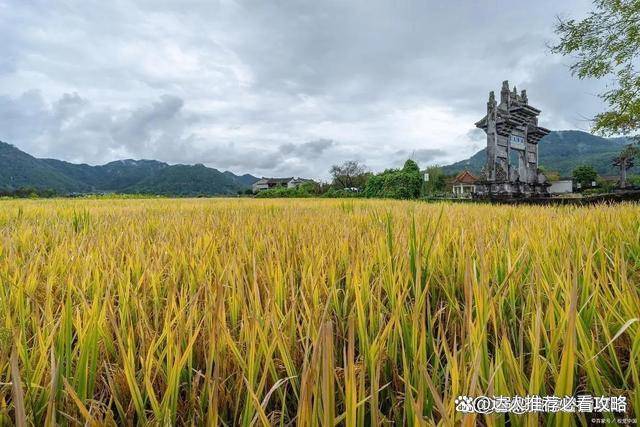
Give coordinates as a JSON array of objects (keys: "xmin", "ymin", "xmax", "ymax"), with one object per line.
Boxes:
[{"xmin": 0, "ymin": 198, "xmax": 638, "ymax": 426}]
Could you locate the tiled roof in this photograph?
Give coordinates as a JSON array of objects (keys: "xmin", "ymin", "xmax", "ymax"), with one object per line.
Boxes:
[{"xmin": 452, "ymin": 170, "xmax": 478, "ymax": 184}]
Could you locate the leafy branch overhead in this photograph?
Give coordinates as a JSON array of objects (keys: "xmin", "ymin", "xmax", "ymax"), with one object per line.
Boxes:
[{"xmin": 552, "ymin": 0, "xmax": 640, "ymax": 136}]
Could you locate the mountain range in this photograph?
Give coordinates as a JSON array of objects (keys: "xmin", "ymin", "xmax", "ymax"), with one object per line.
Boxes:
[
  {"xmin": 442, "ymin": 130, "xmax": 636, "ymax": 177},
  {"xmin": 1, "ymin": 130, "xmax": 636, "ymax": 195},
  {"xmin": 0, "ymin": 141, "xmax": 259, "ymax": 195}
]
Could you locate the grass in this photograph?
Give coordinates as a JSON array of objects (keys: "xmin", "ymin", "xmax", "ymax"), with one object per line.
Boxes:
[{"xmin": 0, "ymin": 198, "xmax": 638, "ymax": 425}]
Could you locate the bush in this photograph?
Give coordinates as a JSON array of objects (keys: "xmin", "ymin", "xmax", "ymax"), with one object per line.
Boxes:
[
  {"xmin": 255, "ymin": 182, "xmax": 318, "ymax": 198},
  {"xmin": 628, "ymin": 174, "xmax": 640, "ymax": 187},
  {"xmin": 423, "ymin": 166, "xmax": 447, "ymax": 195},
  {"xmin": 0, "ymin": 187, "xmax": 58, "ymax": 198},
  {"xmin": 321, "ymin": 188, "xmax": 362, "ymax": 198},
  {"xmin": 596, "ymin": 178, "xmax": 616, "ymax": 193},
  {"xmin": 362, "ymin": 159, "xmax": 422, "ymax": 199}
]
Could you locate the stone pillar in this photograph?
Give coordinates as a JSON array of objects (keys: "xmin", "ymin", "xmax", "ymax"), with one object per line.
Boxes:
[{"xmin": 486, "ymin": 91, "xmax": 498, "ymax": 181}]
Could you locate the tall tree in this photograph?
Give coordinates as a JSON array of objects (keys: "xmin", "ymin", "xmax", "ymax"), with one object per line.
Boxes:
[
  {"xmin": 329, "ymin": 161, "xmax": 369, "ymax": 189},
  {"xmin": 552, "ymin": 0, "xmax": 640, "ymax": 136},
  {"xmin": 613, "ymin": 144, "xmax": 638, "ymax": 188},
  {"xmin": 423, "ymin": 166, "xmax": 447, "ymax": 195},
  {"xmin": 572, "ymin": 164, "xmax": 598, "ymax": 188}
]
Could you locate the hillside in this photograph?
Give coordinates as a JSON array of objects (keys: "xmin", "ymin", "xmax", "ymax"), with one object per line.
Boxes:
[
  {"xmin": 41, "ymin": 158, "xmax": 170, "ymax": 191},
  {"xmin": 224, "ymin": 171, "xmax": 260, "ymax": 187},
  {"xmin": 442, "ymin": 130, "xmax": 636, "ymax": 176},
  {"xmin": 126, "ymin": 164, "xmax": 253, "ymax": 196},
  {"xmin": 0, "ymin": 142, "xmax": 89, "ymax": 192},
  {"xmin": 0, "ymin": 141, "xmax": 258, "ymax": 195}
]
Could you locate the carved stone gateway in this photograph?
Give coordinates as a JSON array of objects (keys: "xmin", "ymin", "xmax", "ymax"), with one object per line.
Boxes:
[{"xmin": 474, "ymin": 81, "xmax": 550, "ymax": 197}]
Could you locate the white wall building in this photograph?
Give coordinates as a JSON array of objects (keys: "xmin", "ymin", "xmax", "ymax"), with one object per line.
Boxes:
[
  {"xmin": 252, "ymin": 177, "xmax": 313, "ymax": 192},
  {"xmin": 548, "ymin": 180, "xmax": 573, "ymax": 194}
]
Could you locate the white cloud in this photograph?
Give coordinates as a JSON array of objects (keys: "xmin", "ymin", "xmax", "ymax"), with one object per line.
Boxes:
[{"xmin": 0, "ymin": 0, "xmax": 606, "ymax": 179}]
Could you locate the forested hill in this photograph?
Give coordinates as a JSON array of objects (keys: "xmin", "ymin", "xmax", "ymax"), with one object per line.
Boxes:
[
  {"xmin": 0, "ymin": 141, "xmax": 258, "ymax": 195},
  {"xmin": 442, "ymin": 130, "xmax": 636, "ymax": 176}
]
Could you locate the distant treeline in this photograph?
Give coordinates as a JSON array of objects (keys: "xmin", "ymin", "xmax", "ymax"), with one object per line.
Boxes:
[
  {"xmin": 255, "ymin": 159, "xmax": 429, "ymax": 199},
  {"xmin": 0, "ymin": 187, "xmax": 59, "ymax": 198},
  {"xmin": 0, "ymin": 187, "xmax": 165, "ymax": 199}
]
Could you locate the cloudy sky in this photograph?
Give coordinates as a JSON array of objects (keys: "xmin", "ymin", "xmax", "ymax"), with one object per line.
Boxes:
[{"xmin": 0, "ymin": 0, "xmax": 608, "ymax": 179}]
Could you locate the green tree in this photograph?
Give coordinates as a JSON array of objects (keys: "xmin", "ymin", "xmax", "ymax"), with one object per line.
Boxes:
[
  {"xmin": 402, "ymin": 159, "xmax": 420, "ymax": 174},
  {"xmin": 552, "ymin": 0, "xmax": 640, "ymax": 136},
  {"xmin": 423, "ymin": 166, "xmax": 447, "ymax": 195},
  {"xmin": 401, "ymin": 160, "xmax": 422, "ymax": 198},
  {"xmin": 572, "ymin": 164, "xmax": 598, "ymax": 188},
  {"xmin": 363, "ymin": 159, "xmax": 422, "ymax": 199},
  {"xmin": 329, "ymin": 161, "xmax": 370, "ymax": 189},
  {"xmin": 254, "ymin": 181, "xmax": 320, "ymax": 198}
]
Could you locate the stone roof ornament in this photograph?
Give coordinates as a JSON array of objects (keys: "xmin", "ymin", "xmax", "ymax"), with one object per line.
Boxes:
[{"xmin": 500, "ymin": 80, "xmax": 510, "ymax": 107}]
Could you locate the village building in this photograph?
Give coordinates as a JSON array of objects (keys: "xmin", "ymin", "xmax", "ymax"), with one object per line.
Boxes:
[
  {"xmin": 287, "ymin": 177, "xmax": 314, "ymax": 188},
  {"xmin": 548, "ymin": 176, "xmax": 626, "ymax": 194},
  {"xmin": 252, "ymin": 177, "xmax": 292, "ymax": 192},
  {"xmin": 252, "ymin": 177, "xmax": 313, "ymax": 192},
  {"xmin": 548, "ymin": 179, "xmax": 573, "ymax": 194},
  {"xmin": 451, "ymin": 170, "xmax": 478, "ymax": 198}
]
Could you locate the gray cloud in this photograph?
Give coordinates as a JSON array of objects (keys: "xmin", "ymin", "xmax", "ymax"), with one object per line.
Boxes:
[
  {"xmin": 279, "ymin": 139, "xmax": 335, "ymax": 157},
  {"xmin": 412, "ymin": 149, "xmax": 448, "ymax": 164},
  {"xmin": 0, "ymin": 91, "xmax": 199, "ymax": 163},
  {"xmin": 394, "ymin": 148, "xmax": 448, "ymax": 164},
  {"xmin": 0, "ymin": 0, "xmax": 605, "ymax": 179}
]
